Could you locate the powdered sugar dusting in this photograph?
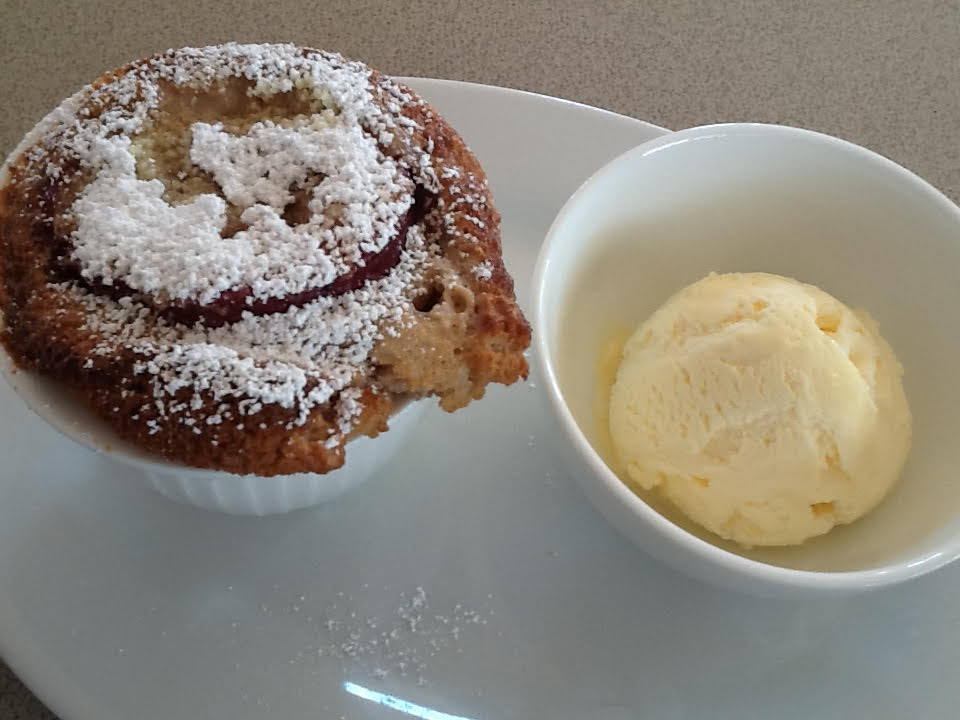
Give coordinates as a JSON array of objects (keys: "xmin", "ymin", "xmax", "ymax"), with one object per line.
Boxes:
[
  {"xmin": 63, "ymin": 49, "xmax": 416, "ymax": 305},
  {"xmin": 29, "ymin": 44, "xmax": 380, "ymax": 171},
  {"xmin": 69, "ymin": 135, "xmax": 235, "ymax": 301},
  {"xmin": 11, "ymin": 43, "xmax": 489, "ymax": 445},
  {"xmin": 42, "ymin": 44, "xmax": 439, "ymax": 439},
  {"xmin": 78, "ymin": 223, "xmax": 435, "ymax": 429},
  {"xmin": 472, "ymin": 260, "xmax": 493, "ymax": 281}
]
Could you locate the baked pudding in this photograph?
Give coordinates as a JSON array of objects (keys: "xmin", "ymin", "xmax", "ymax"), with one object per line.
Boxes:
[{"xmin": 0, "ymin": 44, "xmax": 530, "ymax": 476}]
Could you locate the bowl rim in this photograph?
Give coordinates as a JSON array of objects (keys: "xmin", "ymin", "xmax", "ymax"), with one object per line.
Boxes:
[{"xmin": 532, "ymin": 121, "xmax": 960, "ymax": 592}]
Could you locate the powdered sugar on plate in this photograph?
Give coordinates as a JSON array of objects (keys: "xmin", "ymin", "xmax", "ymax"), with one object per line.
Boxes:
[{"xmin": 280, "ymin": 586, "xmax": 492, "ymax": 683}]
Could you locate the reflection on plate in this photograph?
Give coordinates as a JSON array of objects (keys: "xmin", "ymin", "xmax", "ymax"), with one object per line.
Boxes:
[{"xmin": 0, "ymin": 80, "xmax": 958, "ymax": 720}]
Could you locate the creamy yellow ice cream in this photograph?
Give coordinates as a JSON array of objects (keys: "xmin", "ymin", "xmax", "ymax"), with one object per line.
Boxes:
[{"xmin": 609, "ymin": 272, "xmax": 912, "ymax": 547}]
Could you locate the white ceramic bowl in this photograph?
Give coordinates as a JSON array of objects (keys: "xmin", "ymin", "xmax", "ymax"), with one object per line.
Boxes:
[
  {"xmin": 533, "ymin": 122, "xmax": 960, "ymax": 596},
  {"xmin": 0, "ymin": 349, "xmax": 427, "ymax": 515}
]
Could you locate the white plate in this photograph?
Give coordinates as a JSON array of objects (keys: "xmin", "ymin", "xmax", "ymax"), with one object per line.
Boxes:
[{"xmin": 1, "ymin": 79, "xmax": 957, "ymax": 720}]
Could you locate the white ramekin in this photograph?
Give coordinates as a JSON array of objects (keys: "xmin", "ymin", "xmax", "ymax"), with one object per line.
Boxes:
[
  {"xmin": 533, "ymin": 122, "xmax": 960, "ymax": 596},
  {"xmin": 118, "ymin": 401, "xmax": 426, "ymax": 515}
]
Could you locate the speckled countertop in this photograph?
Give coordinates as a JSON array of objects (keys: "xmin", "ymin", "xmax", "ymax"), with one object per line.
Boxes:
[{"xmin": 0, "ymin": 1, "xmax": 958, "ymax": 717}]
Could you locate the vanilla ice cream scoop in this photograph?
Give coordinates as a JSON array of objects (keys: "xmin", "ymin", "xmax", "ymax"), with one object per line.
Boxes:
[{"xmin": 609, "ymin": 272, "xmax": 912, "ymax": 547}]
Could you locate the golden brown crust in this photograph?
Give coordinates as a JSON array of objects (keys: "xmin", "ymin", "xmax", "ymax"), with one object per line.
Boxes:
[{"xmin": 0, "ymin": 45, "xmax": 530, "ymax": 476}]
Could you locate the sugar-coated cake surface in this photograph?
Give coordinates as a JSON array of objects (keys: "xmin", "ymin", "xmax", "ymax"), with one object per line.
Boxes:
[{"xmin": 0, "ymin": 44, "xmax": 530, "ymax": 475}]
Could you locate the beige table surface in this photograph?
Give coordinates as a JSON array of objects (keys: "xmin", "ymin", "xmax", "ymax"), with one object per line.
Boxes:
[{"xmin": 0, "ymin": 1, "xmax": 958, "ymax": 717}]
